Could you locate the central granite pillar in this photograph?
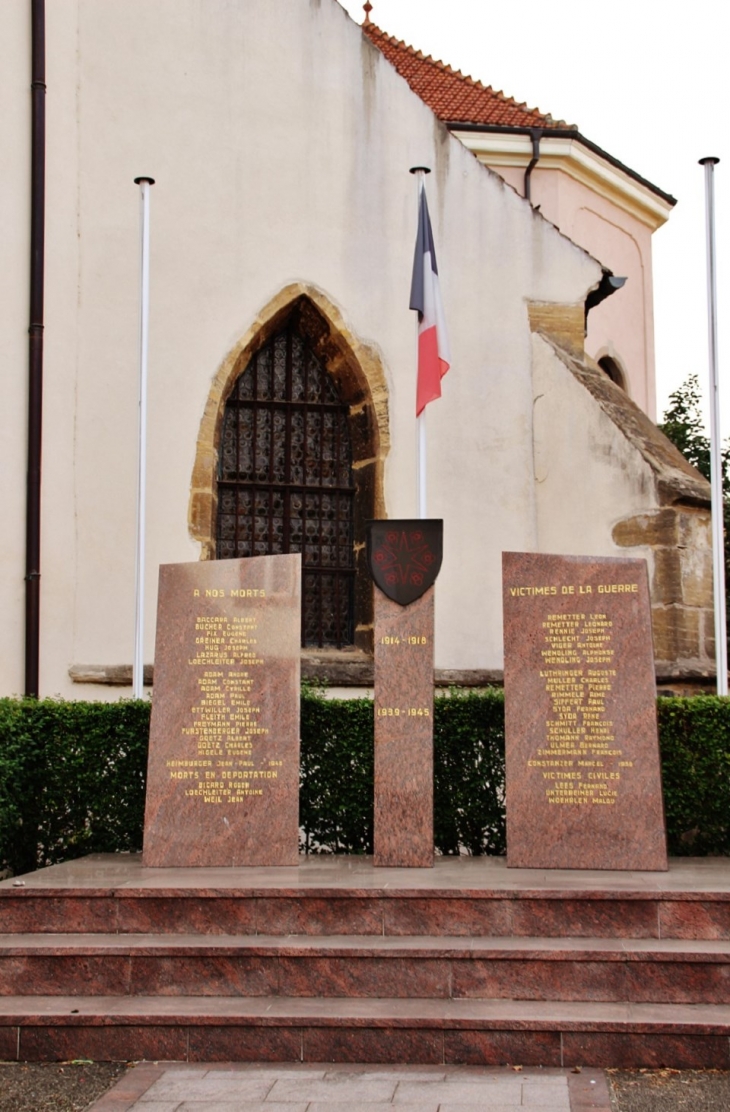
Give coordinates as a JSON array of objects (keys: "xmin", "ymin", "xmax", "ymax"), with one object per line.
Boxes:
[
  {"xmin": 373, "ymin": 585, "xmax": 434, "ymax": 867},
  {"xmin": 367, "ymin": 519, "xmax": 442, "ymax": 870}
]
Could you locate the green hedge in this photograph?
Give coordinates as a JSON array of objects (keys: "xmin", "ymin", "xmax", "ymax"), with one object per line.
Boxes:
[
  {"xmin": 299, "ymin": 687, "xmax": 507, "ymax": 856},
  {"xmin": 0, "ymin": 691, "xmax": 728, "ymax": 876},
  {"xmin": 299, "ymin": 689, "xmax": 373, "ymax": 854},
  {"xmin": 0, "ymin": 698, "xmax": 149, "ymax": 878},
  {"xmin": 656, "ymin": 696, "xmax": 730, "ymax": 856}
]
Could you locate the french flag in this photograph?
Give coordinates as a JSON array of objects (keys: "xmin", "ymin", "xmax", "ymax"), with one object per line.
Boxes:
[{"xmin": 409, "ymin": 182, "xmax": 450, "ymax": 416}]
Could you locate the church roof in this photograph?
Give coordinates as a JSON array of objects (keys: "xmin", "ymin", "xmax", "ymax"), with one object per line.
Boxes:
[{"xmin": 362, "ymin": 21, "xmax": 576, "ymax": 131}]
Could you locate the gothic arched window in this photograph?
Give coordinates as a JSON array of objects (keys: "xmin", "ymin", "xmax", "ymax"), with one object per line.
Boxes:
[
  {"xmin": 598, "ymin": 355, "xmax": 627, "ymax": 392},
  {"xmin": 216, "ymin": 317, "xmax": 356, "ymax": 648}
]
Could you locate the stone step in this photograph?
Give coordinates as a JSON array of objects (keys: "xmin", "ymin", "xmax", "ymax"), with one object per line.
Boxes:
[
  {"xmin": 2, "ymin": 933, "xmax": 730, "ymax": 1003},
  {"xmin": 0, "ymin": 994, "xmax": 728, "ymax": 1068},
  {"xmin": 3, "ymin": 855, "xmax": 730, "ymax": 941},
  {"xmin": 3, "ymin": 887, "xmax": 729, "ymax": 939}
]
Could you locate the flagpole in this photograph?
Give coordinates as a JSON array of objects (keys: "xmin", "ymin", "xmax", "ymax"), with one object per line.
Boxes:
[
  {"xmin": 133, "ymin": 176, "xmax": 155, "ymax": 700},
  {"xmin": 699, "ymin": 157, "xmax": 727, "ymax": 696},
  {"xmin": 418, "ymin": 410, "xmax": 427, "ymax": 519},
  {"xmin": 410, "ymin": 165, "xmax": 430, "ymax": 519}
]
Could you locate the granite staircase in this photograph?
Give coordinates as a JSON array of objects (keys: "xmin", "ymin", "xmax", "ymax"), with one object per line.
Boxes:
[{"xmin": 0, "ymin": 855, "xmax": 729, "ymax": 1066}]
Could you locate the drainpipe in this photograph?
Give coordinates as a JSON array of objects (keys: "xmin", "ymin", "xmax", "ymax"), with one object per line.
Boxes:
[
  {"xmin": 26, "ymin": 0, "xmax": 46, "ymax": 697},
  {"xmin": 524, "ymin": 129, "xmax": 542, "ymax": 204}
]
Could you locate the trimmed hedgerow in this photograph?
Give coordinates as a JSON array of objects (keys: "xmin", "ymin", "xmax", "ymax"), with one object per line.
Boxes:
[
  {"xmin": 0, "ymin": 690, "xmax": 728, "ymax": 875},
  {"xmin": 299, "ymin": 688, "xmax": 507, "ymax": 856},
  {"xmin": 299, "ymin": 686, "xmax": 374, "ymax": 854},
  {"xmin": 0, "ymin": 698, "xmax": 149, "ymax": 877},
  {"xmin": 433, "ymin": 689, "xmax": 506, "ymax": 857},
  {"xmin": 656, "ymin": 696, "xmax": 730, "ymax": 856}
]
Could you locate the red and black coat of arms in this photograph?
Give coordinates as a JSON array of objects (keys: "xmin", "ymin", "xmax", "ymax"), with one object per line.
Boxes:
[{"xmin": 366, "ymin": 520, "xmax": 443, "ymax": 606}]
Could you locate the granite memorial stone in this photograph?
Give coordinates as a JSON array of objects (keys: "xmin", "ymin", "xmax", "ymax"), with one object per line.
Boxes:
[
  {"xmin": 368, "ymin": 521, "xmax": 442, "ymax": 868},
  {"xmin": 502, "ymin": 551, "xmax": 668, "ymax": 871},
  {"xmin": 143, "ymin": 554, "xmax": 301, "ymax": 867}
]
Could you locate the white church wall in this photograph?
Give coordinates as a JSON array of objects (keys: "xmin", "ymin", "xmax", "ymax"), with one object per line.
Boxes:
[
  {"xmin": 531, "ymin": 332, "xmax": 657, "ymax": 558},
  {"xmin": 531, "ymin": 333, "xmax": 714, "ymax": 674},
  {"xmin": 3, "ymin": 0, "xmax": 610, "ymax": 697}
]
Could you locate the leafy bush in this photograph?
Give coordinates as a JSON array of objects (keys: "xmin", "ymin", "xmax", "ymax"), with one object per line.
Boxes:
[
  {"xmin": 433, "ymin": 689, "xmax": 506, "ymax": 856},
  {"xmin": 300, "ymin": 687, "xmax": 507, "ymax": 855},
  {"xmin": 0, "ymin": 698, "xmax": 149, "ymax": 877},
  {"xmin": 657, "ymin": 696, "xmax": 730, "ymax": 855},
  {"xmin": 300, "ymin": 687, "xmax": 374, "ymax": 853},
  {"xmin": 0, "ymin": 691, "xmax": 728, "ymax": 876}
]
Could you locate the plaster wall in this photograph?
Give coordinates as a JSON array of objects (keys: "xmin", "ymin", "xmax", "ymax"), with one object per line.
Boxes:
[
  {"xmin": 1, "ymin": 0, "xmax": 608, "ymax": 697},
  {"xmin": 475, "ymin": 159, "xmax": 657, "ymax": 417},
  {"xmin": 527, "ymin": 167, "xmax": 655, "ymax": 417},
  {"xmin": 531, "ymin": 333, "xmax": 657, "ymax": 559},
  {"xmin": 531, "ymin": 333, "xmax": 714, "ymax": 672}
]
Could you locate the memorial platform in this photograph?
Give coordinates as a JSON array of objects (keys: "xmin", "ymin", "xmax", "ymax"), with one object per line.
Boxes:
[{"xmin": 0, "ymin": 854, "xmax": 729, "ymax": 1067}]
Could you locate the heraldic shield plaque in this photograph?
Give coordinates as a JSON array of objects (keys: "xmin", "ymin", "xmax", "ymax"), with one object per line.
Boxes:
[{"xmin": 366, "ymin": 520, "xmax": 443, "ymax": 606}]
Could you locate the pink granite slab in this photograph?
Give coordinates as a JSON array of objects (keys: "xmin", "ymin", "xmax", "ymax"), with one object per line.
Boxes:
[
  {"xmin": 659, "ymin": 900, "xmax": 730, "ymax": 940},
  {"xmin": 187, "ymin": 1026, "xmax": 303, "ymax": 1061},
  {"xmin": 278, "ymin": 956, "xmax": 452, "ymax": 999},
  {"xmin": 443, "ymin": 1029, "xmax": 562, "ymax": 1065},
  {"xmin": 302, "ymin": 1027, "xmax": 444, "ymax": 1064},
  {"xmin": 373, "ymin": 585, "xmax": 434, "ymax": 868},
  {"xmin": 19, "ymin": 1024, "xmax": 189, "ymax": 1063},
  {"xmin": 561, "ymin": 1031, "xmax": 730, "ymax": 1069},
  {"xmin": 502, "ymin": 552, "xmax": 667, "ymax": 871},
  {"xmin": 143, "ymin": 556, "xmax": 300, "ymax": 867}
]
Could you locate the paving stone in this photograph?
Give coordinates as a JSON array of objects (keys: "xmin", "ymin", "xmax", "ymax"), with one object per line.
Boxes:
[
  {"xmin": 141, "ymin": 1078, "xmax": 274, "ymax": 1101},
  {"xmin": 268, "ymin": 1078, "xmax": 398, "ymax": 1101},
  {"xmin": 519, "ymin": 1105, "xmax": 570, "ymax": 1112},
  {"xmin": 208, "ymin": 1068, "xmax": 328, "ymax": 1080},
  {"xmin": 322, "ymin": 1068, "xmax": 448, "ymax": 1082},
  {"xmin": 306, "ymin": 1105, "xmax": 436, "ymax": 1112},
  {"xmin": 520, "ymin": 1082, "xmax": 571, "ymax": 1107},
  {"xmin": 175, "ymin": 1105, "xmax": 307, "ymax": 1112},
  {"xmin": 141, "ymin": 1069, "xmax": 203, "ymax": 1077},
  {"xmin": 448, "ymin": 1070, "xmax": 562, "ymax": 1085},
  {"xmin": 521, "ymin": 1074, "xmax": 570, "ymax": 1083},
  {"xmin": 438, "ymin": 1105, "xmax": 569, "ymax": 1112},
  {"xmin": 438, "ymin": 1106, "xmax": 566, "ymax": 1112},
  {"xmin": 394, "ymin": 1081, "xmax": 523, "ymax": 1103},
  {"xmin": 134, "ymin": 1104, "xmax": 183, "ymax": 1111},
  {"xmin": 137, "ymin": 1067, "xmax": 206, "ymax": 1076}
]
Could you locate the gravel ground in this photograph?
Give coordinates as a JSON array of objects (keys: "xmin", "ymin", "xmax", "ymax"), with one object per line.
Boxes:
[
  {"xmin": 608, "ymin": 1069, "xmax": 730, "ymax": 1111},
  {"xmin": 0, "ymin": 1062, "xmax": 126, "ymax": 1111}
]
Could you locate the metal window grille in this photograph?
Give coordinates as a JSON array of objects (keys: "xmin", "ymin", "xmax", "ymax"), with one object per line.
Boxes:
[{"xmin": 216, "ymin": 322, "xmax": 355, "ymax": 647}]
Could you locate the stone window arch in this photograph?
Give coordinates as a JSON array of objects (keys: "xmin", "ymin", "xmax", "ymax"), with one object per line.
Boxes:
[
  {"xmin": 598, "ymin": 355, "xmax": 627, "ymax": 392},
  {"xmin": 189, "ymin": 285, "xmax": 389, "ymax": 653}
]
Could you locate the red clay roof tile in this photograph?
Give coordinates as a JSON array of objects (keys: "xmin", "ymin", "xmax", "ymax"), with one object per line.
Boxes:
[{"xmin": 363, "ymin": 21, "xmax": 576, "ymax": 131}]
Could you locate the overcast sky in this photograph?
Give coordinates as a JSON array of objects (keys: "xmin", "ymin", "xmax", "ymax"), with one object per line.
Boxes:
[{"xmin": 338, "ymin": 0, "xmax": 728, "ymax": 430}]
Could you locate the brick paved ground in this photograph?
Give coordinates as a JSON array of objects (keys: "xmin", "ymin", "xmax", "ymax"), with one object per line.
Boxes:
[{"xmin": 88, "ymin": 1061, "xmax": 611, "ymax": 1111}]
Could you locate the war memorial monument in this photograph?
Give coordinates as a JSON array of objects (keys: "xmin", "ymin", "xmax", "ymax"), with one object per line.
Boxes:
[{"xmin": 1, "ymin": 545, "xmax": 726, "ymax": 1068}]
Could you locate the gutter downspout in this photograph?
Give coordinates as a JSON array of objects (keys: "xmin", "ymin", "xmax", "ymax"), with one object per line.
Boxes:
[
  {"xmin": 26, "ymin": 0, "xmax": 46, "ymax": 697},
  {"xmin": 524, "ymin": 128, "xmax": 542, "ymax": 204}
]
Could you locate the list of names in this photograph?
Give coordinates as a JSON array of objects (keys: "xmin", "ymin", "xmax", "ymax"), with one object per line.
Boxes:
[
  {"xmin": 528, "ymin": 611, "xmax": 633, "ymax": 806},
  {"xmin": 167, "ymin": 609, "xmax": 282, "ymax": 805}
]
